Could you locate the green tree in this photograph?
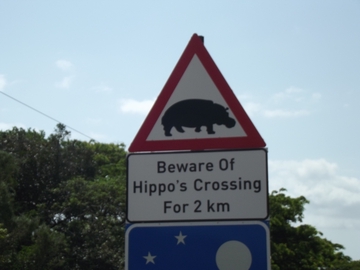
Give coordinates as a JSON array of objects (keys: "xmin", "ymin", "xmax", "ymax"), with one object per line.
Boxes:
[
  {"xmin": 0, "ymin": 151, "xmax": 17, "ymax": 229},
  {"xmin": 270, "ymin": 188, "xmax": 352, "ymax": 270},
  {"xmin": 1, "ymin": 216, "xmax": 68, "ymax": 270},
  {"xmin": 50, "ymin": 176, "xmax": 126, "ymax": 269},
  {"xmin": 0, "ymin": 124, "xmax": 127, "ymax": 269},
  {"xmin": 340, "ymin": 261, "xmax": 360, "ymax": 270}
]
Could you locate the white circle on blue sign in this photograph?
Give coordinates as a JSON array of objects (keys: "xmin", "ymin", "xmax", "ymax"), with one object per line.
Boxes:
[{"xmin": 216, "ymin": 240, "xmax": 252, "ymax": 270}]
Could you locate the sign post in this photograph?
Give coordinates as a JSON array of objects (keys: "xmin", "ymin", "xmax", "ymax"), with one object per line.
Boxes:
[{"xmin": 125, "ymin": 34, "xmax": 270, "ymax": 269}]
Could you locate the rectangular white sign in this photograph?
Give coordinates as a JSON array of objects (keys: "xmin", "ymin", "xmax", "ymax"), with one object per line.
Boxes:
[{"xmin": 126, "ymin": 149, "xmax": 268, "ymax": 222}]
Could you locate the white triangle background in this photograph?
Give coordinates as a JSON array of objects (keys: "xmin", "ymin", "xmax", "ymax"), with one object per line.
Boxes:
[{"xmin": 147, "ymin": 55, "xmax": 247, "ymax": 141}]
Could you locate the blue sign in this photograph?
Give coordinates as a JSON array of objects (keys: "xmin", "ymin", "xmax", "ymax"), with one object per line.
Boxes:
[{"xmin": 125, "ymin": 221, "xmax": 270, "ymax": 270}]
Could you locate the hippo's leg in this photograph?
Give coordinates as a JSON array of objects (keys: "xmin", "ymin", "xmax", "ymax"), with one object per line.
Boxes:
[
  {"xmin": 195, "ymin": 126, "xmax": 201, "ymax": 133},
  {"xmin": 175, "ymin": 126, "xmax": 185, "ymax": 133},
  {"xmin": 164, "ymin": 126, "xmax": 173, "ymax": 136},
  {"xmin": 206, "ymin": 124, "xmax": 215, "ymax": 134}
]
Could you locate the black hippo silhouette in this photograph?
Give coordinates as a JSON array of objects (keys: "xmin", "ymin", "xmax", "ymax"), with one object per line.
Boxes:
[{"xmin": 161, "ymin": 99, "xmax": 236, "ymax": 137}]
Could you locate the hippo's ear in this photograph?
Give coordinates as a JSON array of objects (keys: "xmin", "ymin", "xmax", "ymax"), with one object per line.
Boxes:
[{"xmin": 225, "ymin": 107, "xmax": 229, "ymax": 111}]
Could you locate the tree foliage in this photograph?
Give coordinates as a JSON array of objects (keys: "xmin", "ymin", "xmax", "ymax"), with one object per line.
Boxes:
[
  {"xmin": 270, "ymin": 188, "xmax": 355, "ymax": 270},
  {"xmin": 0, "ymin": 124, "xmax": 126, "ymax": 269}
]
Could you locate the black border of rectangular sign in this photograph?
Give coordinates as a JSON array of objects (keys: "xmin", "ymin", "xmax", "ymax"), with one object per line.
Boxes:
[{"xmin": 126, "ymin": 148, "xmax": 269, "ymax": 223}]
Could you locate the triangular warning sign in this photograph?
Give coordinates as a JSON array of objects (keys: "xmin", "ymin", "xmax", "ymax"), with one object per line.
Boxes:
[{"xmin": 129, "ymin": 34, "xmax": 266, "ymax": 152}]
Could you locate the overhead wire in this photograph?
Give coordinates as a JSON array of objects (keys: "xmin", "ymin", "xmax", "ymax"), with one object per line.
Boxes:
[{"xmin": 0, "ymin": 91, "xmax": 96, "ymax": 141}]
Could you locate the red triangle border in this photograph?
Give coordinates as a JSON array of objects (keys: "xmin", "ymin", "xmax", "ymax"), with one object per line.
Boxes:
[{"xmin": 129, "ymin": 34, "xmax": 266, "ymax": 152}]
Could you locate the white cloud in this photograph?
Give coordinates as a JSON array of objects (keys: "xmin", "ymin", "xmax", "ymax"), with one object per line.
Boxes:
[
  {"xmin": 286, "ymin": 86, "xmax": 303, "ymax": 94},
  {"xmin": 311, "ymin": 92, "xmax": 322, "ymax": 100},
  {"xmin": 118, "ymin": 98, "xmax": 155, "ymax": 115},
  {"xmin": 55, "ymin": 76, "xmax": 74, "ymax": 89},
  {"xmin": 56, "ymin": 60, "xmax": 73, "ymax": 71},
  {"xmin": 237, "ymin": 87, "xmax": 319, "ymax": 119},
  {"xmin": 271, "ymin": 86, "xmax": 322, "ymax": 104},
  {"xmin": 54, "ymin": 60, "xmax": 74, "ymax": 88},
  {"xmin": 263, "ymin": 109, "xmax": 310, "ymax": 118},
  {"xmin": 0, "ymin": 74, "xmax": 7, "ymax": 91},
  {"xmin": 272, "ymin": 86, "xmax": 304, "ymax": 102},
  {"xmin": 269, "ymin": 159, "xmax": 360, "ymax": 229},
  {"xmin": 93, "ymin": 84, "xmax": 113, "ymax": 93},
  {"xmin": 242, "ymin": 102, "xmax": 262, "ymax": 117}
]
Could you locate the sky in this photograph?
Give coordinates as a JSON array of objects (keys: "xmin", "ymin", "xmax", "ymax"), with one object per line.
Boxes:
[{"xmin": 1, "ymin": 0, "xmax": 360, "ymax": 261}]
